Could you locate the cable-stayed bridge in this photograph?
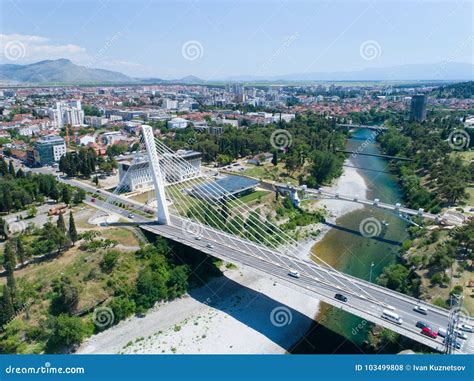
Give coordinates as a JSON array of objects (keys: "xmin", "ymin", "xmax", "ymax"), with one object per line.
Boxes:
[{"xmin": 91, "ymin": 125, "xmax": 472, "ymax": 354}]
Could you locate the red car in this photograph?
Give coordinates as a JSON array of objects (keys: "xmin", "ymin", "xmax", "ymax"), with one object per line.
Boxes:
[{"xmin": 421, "ymin": 327, "xmax": 438, "ymax": 339}]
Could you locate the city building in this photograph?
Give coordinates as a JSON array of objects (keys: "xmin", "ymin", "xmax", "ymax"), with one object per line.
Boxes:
[
  {"xmin": 118, "ymin": 149, "xmax": 202, "ymax": 192},
  {"xmin": 49, "ymin": 101, "xmax": 85, "ymax": 128},
  {"xmin": 410, "ymin": 94, "xmax": 427, "ymax": 122},
  {"xmin": 162, "ymin": 99, "xmax": 179, "ymax": 110},
  {"xmin": 167, "ymin": 117, "xmax": 189, "ymax": 129},
  {"xmin": 101, "ymin": 131, "xmax": 126, "ymax": 145},
  {"xmin": 32, "ymin": 135, "xmax": 66, "ymax": 165}
]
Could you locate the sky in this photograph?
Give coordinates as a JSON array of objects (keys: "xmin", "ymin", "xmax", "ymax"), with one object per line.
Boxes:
[{"xmin": 0, "ymin": 0, "xmax": 472, "ymax": 79}]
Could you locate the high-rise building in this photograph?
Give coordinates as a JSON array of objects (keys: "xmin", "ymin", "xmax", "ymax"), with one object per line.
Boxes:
[
  {"xmin": 48, "ymin": 101, "xmax": 84, "ymax": 128},
  {"xmin": 33, "ymin": 135, "xmax": 66, "ymax": 165},
  {"xmin": 410, "ymin": 94, "xmax": 427, "ymax": 122}
]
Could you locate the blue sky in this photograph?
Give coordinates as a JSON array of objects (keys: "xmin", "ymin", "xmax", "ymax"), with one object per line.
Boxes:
[{"xmin": 0, "ymin": 0, "xmax": 472, "ymax": 79}]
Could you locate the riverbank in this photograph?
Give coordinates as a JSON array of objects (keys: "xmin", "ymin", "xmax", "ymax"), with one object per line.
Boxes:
[
  {"xmin": 302, "ymin": 159, "xmax": 369, "ymax": 260},
  {"xmin": 78, "ymin": 267, "xmax": 320, "ymax": 354}
]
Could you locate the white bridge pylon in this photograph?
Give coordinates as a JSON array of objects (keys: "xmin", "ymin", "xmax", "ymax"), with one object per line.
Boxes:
[{"xmin": 142, "ymin": 125, "xmax": 170, "ymax": 225}]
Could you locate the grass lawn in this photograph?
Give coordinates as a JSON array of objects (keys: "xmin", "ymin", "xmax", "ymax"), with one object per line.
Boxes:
[
  {"xmin": 101, "ymin": 227, "xmax": 140, "ymax": 247},
  {"xmin": 241, "ymin": 163, "xmax": 300, "ymax": 186}
]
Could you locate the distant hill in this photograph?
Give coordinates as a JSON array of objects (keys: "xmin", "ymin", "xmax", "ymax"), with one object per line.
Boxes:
[
  {"xmin": 0, "ymin": 59, "xmax": 134, "ymax": 84},
  {"xmin": 223, "ymin": 62, "xmax": 474, "ymax": 82},
  {"xmin": 0, "ymin": 59, "xmax": 472, "ymax": 85}
]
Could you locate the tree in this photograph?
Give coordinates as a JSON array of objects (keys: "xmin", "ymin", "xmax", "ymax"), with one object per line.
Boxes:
[
  {"xmin": 8, "ymin": 160, "xmax": 15, "ymax": 176},
  {"xmin": 0, "ymin": 285, "xmax": 15, "ymax": 326},
  {"xmin": 377, "ymin": 264, "xmax": 410, "ymax": 294},
  {"xmin": 49, "ymin": 314, "xmax": 88, "ymax": 350},
  {"xmin": 52, "ymin": 275, "xmax": 80, "ymax": 314},
  {"xmin": 50, "ymin": 185, "xmax": 60, "ymax": 202},
  {"xmin": 57, "ymin": 213, "xmax": 66, "ymax": 233},
  {"xmin": 93, "ymin": 175, "xmax": 99, "ymax": 187},
  {"xmin": 271, "ymin": 151, "xmax": 278, "ymax": 166},
  {"xmin": 3, "ymin": 242, "xmax": 16, "ymax": 296},
  {"xmin": 0, "ymin": 217, "xmax": 7, "ymax": 239},
  {"xmin": 0, "ymin": 158, "xmax": 8, "ymax": 176},
  {"xmin": 27, "ymin": 205, "xmax": 37, "ymax": 218},
  {"xmin": 73, "ymin": 188, "xmax": 86, "ymax": 204},
  {"xmin": 100, "ymin": 250, "xmax": 119, "ymax": 273},
  {"xmin": 68, "ymin": 212, "xmax": 78, "ymax": 244},
  {"xmin": 16, "ymin": 238, "xmax": 26, "ymax": 264},
  {"xmin": 108, "ymin": 297, "xmax": 136, "ymax": 323},
  {"xmin": 61, "ymin": 186, "xmax": 72, "ymax": 205}
]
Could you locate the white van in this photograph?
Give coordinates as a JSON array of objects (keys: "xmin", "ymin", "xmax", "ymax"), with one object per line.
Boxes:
[{"xmin": 382, "ymin": 309, "xmax": 403, "ymax": 325}]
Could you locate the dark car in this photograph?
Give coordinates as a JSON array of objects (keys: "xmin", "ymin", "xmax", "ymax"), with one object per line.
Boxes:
[
  {"xmin": 334, "ymin": 293, "xmax": 348, "ymax": 302},
  {"xmin": 416, "ymin": 321, "xmax": 431, "ymax": 330}
]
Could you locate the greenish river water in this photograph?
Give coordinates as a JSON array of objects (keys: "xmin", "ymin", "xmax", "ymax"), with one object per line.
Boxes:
[{"xmin": 293, "ymin": 128, "xmax": 409, "ymax": 353}]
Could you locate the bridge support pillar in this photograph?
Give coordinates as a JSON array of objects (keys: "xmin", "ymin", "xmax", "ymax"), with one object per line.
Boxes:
[{"xmin": 142, "ymin": 125, "xmax": 171, "ymax": 225}]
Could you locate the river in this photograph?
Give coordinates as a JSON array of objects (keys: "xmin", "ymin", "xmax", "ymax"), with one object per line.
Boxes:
[{"xmin": 292, "ymin": 128, "xmax": 409, "ymax": 354}]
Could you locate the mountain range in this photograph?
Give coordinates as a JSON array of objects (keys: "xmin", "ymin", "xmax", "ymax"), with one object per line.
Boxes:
[{"xmin": 0, "ymin": 59, "xmax": 472, "ymax": 85}]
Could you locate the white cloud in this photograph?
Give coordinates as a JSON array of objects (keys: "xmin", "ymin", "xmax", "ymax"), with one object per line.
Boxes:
[{"xmin": 0, "ymin": 33, "xmax": 86, "ymax": 63}]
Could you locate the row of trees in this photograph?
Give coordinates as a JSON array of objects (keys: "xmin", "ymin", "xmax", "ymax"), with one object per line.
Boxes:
[
  {"xmin": 0, "ymin": 158, "xmax": 86, "ymax": 213},
  {"xmin": 378, "ymin": 117, "xmax": 474, "ymax": 210},
  {"xmin": 59, "ymin": 147, "xmax": 118, "ymax": 178}
]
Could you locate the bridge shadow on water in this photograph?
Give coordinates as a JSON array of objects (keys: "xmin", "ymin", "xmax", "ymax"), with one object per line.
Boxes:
[
  {"xmin": 323, "ymin": 222, "xmax": 402, "ymax": 246},
  {"xmin": 187, "ymin": 274, "xmax": 365, "ymax": 354}
]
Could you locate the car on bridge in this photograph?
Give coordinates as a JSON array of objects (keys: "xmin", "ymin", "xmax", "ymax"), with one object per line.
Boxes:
[
  {"xmin": 416, "ymin": 321, "xmax": 431, "ymax": 330},
  {"xmin": 443, "ymin": 337, "xmax": 462, "ymax": 350},
  {"xmin": 382, "ymin": 309, "xmax": 403, "ymax": 325},
  {"xmin": 413, "ymin": 305, "xmax": 428, "ymax": 315},
  {"xmin": 206, "ymin": 243, "xmax": 214, "ymax": 249},
  {"xmin": 460, "ymin": 324, "xmax": 474, "ymax": 333},
  {"xmin": 454, "ymin": 329, "xmax": 468, "ymax": 340},
  {"xmin": 437, "ymin": 328, "xmax": 447, "ymax": 338},
  {"xmin": 288, "ymin": 270, "xmax": 300, "ymax": 278},
  {"xmin": 421, "ymin": 327, "xmax": 438, "ymax": 339},
  {"xmin": 334, "ymin": 293, "xmax": 348, "ymax": 303}
]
